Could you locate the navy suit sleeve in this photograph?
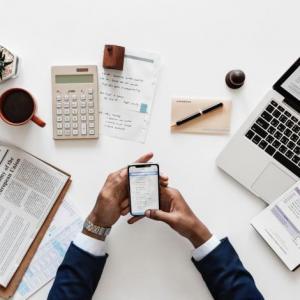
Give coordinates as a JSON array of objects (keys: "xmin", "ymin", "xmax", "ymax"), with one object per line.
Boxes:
[
  {"xmin": 192, "ymin": 238, "xmax": 264, "ymax": 300},
  {"xmin": 48, "ymin": 242, "xmax": 108, "ymax": 300}
]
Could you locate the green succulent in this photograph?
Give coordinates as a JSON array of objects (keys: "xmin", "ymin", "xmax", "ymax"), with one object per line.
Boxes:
[{"xmin": 0, "ymin": 49, "xmax": 13, "ymax": 81}]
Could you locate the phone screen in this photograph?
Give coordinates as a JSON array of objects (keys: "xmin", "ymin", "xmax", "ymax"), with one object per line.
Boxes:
[{"xmin": 128, "ymin": 164, "xmax": 160, "ymax": 216}]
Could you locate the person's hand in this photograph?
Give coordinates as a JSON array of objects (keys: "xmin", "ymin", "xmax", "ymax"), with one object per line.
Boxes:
[
  {"xmin": 128, "ymin": 187, "xmax": 212, "ymax": 248},
  {"xmin": 84, "ymin": 152, "xmax": 168, "ymax": 240}
]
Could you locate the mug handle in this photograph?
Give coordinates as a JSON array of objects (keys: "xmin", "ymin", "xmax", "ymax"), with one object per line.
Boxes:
[{"xmin": 31, "ymin": 115, "xmax": 46, "ymax": 127}]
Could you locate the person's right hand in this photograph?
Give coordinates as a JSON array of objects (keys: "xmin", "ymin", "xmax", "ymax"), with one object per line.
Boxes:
[{"xmin": 128, "ymin": 187, "xmax": 212, "ymax": 248}]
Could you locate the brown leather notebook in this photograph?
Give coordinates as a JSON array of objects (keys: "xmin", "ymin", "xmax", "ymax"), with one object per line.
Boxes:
[{"xmin": 0, "ymin": 163, "xmax": 71, "ymax": 299}]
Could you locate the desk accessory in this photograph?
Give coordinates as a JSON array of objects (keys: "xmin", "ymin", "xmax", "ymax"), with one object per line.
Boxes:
[
  {"xmin": 51, "ymin": 65, "xmax": 99, "ymax": 140},
  {"xmin": 0, "ymin": 45, "xmax": 19, "ymax": 83},
  {"xmin": 171, "ymin": 98, "xmax": 231, "ymax": 135},
  {"xmin": 0, "ymin": 88, "xmax": 46, "ymax": 127},
  {"xmin": 225, "ymin": 69, "xmax": 246, "ymax": 89},
  {"xmin": 171, "ymin": 102, "xmax": 223, "ymax": 127},
  {"xmin": 102, "ymin": 45, "xmax": 125, "ymax": 70}
]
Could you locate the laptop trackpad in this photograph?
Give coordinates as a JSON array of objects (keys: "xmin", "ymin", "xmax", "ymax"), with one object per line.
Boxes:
[{"xmin": 252, "ymin": 163, "xmax": 296, "ymax": 204}]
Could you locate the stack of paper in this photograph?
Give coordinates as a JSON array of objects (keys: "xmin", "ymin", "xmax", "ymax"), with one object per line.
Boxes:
[{"xmin": 99, "ymin": 49, "xmax": 161, "ymax": 143}]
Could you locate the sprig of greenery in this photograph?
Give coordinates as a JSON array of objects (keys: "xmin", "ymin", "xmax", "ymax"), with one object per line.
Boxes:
[{"xmin": 0, "ymin": 49, "xmax": 13, "ymax": 81}]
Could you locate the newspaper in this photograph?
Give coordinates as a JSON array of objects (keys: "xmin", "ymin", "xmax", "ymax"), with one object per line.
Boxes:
[
  {"xmin": 13, "ymin": 198, "xmax": 82, "ymax": 300},
  {"xmin": 0, "ymin": 143, "xmax": 69, "ymax": 287}
]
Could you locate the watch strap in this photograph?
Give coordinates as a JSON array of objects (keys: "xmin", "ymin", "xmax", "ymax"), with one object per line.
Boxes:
[{"xmin": 84, "ymin": 219, "xmax": 111, "ymax": 237}]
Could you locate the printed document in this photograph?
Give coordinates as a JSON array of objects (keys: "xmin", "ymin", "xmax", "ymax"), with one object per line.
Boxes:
[
  {"xmin": 13, "ymin": 198, "xmax": 82, "ymax": 300},
  {"xmin": 99, "ymin": 49, "xmax": 161, "ymax": 143},
  {"xmin": 0, "ymin": 143, "xmax": 69, "ymax": 287},
  {"xmin": 252, "ymin": 182, "xmax": 300, "ymax": 270}
]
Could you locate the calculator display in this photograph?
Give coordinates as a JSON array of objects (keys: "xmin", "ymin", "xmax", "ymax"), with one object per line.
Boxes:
[{"xmin": 55, "ymin": 74, "xmax": 93, "ymax": 84}]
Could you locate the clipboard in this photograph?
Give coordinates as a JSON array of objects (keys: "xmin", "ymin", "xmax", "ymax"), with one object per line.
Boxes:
[{"xmin": 0, "ymin": 168, "xmax": 71, "ymax": 299}]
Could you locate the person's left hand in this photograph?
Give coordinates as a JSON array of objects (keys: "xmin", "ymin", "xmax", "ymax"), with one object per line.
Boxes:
[{"xmin": 84, "ymin": 152, "xmax": 168, "ymax": 239}]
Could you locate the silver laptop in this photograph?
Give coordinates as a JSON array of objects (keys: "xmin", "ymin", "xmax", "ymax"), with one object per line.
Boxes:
[{"xmin": 217, "ymin": 58, "xmax": 300, "ymax": 204}]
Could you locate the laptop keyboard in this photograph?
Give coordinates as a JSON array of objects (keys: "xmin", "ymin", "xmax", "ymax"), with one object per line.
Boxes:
[{"xmin": 245, "ymin": 100, "xmax": 300, "ymax": 177}]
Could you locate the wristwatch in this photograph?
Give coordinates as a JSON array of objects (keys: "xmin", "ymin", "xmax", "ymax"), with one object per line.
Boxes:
[{"xmin": 83, "ymin": 219, "xmax": 111, "ymax": 237}]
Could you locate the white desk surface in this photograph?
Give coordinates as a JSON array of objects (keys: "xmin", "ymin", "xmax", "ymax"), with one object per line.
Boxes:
[{"xmin": 1, "ymin": 0, "xmax": 300, "ymax": 299}]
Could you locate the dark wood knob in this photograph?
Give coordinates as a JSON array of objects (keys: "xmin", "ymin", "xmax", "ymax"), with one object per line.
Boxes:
[
  {"xmin": 102, "ymin": 45, "xmax": 125, "ymax": 71},
  {"xmin": 225, "ymin": 70, "xmax": 246, "ymax": 89}
]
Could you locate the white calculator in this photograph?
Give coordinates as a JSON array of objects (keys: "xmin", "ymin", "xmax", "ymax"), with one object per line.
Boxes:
[{"xmin": 51, "ymin": 65, "xmax": 99, "ymax": 140}]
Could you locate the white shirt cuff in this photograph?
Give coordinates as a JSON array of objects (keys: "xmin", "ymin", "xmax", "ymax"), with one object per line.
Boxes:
[
  {"xmin": 192, "ymin": 235, "xmax": 221, "ymax": 261},
  {"xmin": 73, "ymin": 232, "xmax": 106, "ymax": 256}
]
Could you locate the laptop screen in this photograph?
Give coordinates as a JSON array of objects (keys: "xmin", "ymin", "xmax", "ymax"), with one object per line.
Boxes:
[
  {"xmin": 274, "ymin": 58, "xmax": 300, "ymax": 113},
  {"xmin": 281, "ymin": 66, "xmax": 300, "ymax": 100}
]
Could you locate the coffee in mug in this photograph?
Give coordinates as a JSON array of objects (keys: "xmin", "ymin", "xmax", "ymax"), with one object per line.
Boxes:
[{"xmin": 0, "ymin": 88, "xmax": 46, "ymax": 127}]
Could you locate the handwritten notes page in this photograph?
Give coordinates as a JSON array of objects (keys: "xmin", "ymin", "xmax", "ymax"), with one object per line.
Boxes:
[
  {"xmin": 13, "ymin": 198, "xmax": 82, "ymax": 300},
  {"xmin": 99, "ymin": 49, "xmax": 161, "ymax": 143}
]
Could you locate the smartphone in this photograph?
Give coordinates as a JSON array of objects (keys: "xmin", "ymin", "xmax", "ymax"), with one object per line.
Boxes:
[{"xmin": 128, "ymin": 163, "xmax": 160, "ymax": 216}]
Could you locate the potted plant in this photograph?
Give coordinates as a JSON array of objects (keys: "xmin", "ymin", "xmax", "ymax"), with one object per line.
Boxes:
[{"xmin": 0, "ymin": 45, "xmax": 19, "ymax": 83}]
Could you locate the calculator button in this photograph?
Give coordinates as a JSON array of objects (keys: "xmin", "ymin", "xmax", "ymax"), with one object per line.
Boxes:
[
  {"xmin": 88, "ymin": 109, "xmax": 95, "ymax": 114},
  {"xmin": 88, "ymin": 115, "xmax": 94, "ymax": 121},
  {"xmin": 72, "ymin": 95, "xmax": 77, "ymax": 100},
  {"xmin": 88, "ymin": 102, "xmax": 94, "ymax": 107},
  {"xmin": 81, "ymin": 115, "xmax": 87, "ymax": 121},
  {"xmin": 64, "ymin": 129, "xmax": 71, "ymax": 136},
  {"xmin": 72, "ymin": 109, "xmax": 78, "ymax": 115},
  {"xmin": 72, "ymin": 129, "xmax": 78, "ymax": 135},
  {"xmin": 57, "ymin": 123, "xmax": 63, "ymax": 129},
  {"xmin": 57, "ymin": 129, "xmax": 63, "ymax": 136},
  {"xmin": 56, "ymin": 109, "xmax": 62, "ymax": 115},
  {"xmin": 64, "ymin": 109, "xmax": 70, "ymax": 115},
  {"xmin": 64, "ymin": 95, "xmax": 69, "ymax": 100},
  {"xmin": 64, "ymin": 116, "xmax": 70, "ymax": 122},
  {"xmin": 72, "ymin": 116, "xmax": 78, "ymax": 122},
  {"xmin": 89, "ymin": 129, "xmax": 95, "ymax": 135},
  {"xmin": 81, "ymin": 95, "xmax": 86, "ymax": 100},
  {"xmin": 81, "ymin": 123, "xmax": 87, "ymax": 135},
  {"xmin": 73, "ymin": 123, "xmax": 78, "ymax": 129},
  {"xmin": 64, "ymin": 123, "xmax": 70, "ymax": 129},
  {"xmin": 57, "ymin": 116, "xmax": 63, "ymax": 122},
  {"xmin": 56, "ymin": 95, "xmax": 62, "ymax": 101},
  {"xmin": 81, "ymin": 109, "xmax": 86, "ymax": 114},
  {"xmin": 56, "ymin": 103, "xmax": 62, "ymax": 108},
  {"xmin": 72, "ymin": 102, "xmax": 77, "ymax": 108},
  {"xmin": 64, "ymin": 102, "xmax": 70, "ymax": 108},
  {"xmin": 87, "ymin": 95, "xmax": 93, "ymax": 100},
  {"xmin": 81, "ymin": 102, "xmax": 86, "ymax": 107},
  {"xmin": 88, "ymin": 89, "xmax": 93, "ymax": 94},
  {"xmin": 89, "ymin": 122, "xmax": 95, "ymax": 128}
]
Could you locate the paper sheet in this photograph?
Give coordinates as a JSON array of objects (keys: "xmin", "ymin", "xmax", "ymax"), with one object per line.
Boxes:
[
  {"xmin": 251, "ymin": 182, "xmax": 300, "ymax": 271},
  {"xmin": 99, "ymin": 49, "xmax": 161, "ymax": 143},
  {"xmin": 13, "ymin": 198, "xmax": 82, "ymax": 300}
]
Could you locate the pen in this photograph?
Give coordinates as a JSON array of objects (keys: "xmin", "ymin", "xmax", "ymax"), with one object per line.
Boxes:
[{"xmin": 171, "ymin": 102, "xmax": 223, "ymax": 127}]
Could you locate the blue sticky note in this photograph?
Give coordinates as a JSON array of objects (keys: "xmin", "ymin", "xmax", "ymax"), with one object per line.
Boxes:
[{"xmin": 140, "ymin": 103, "xmax": 148, "ymax": 113}]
